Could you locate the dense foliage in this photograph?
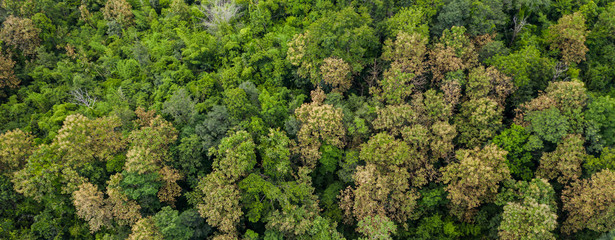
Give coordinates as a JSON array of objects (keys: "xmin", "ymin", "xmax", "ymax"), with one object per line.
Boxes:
[{"xmin": 1, "ymin": 0, "xmax": 615, "ymax": 239}]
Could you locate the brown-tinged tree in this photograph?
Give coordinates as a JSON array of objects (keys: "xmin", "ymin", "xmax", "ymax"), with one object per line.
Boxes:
[
  {"xmin": 340, "ymin": 164, "xmax": 419, "ymax": 227},
  {"xmin": 0, "ymin": 15, "xmax": 41, "ymax": 56},
  {"xmin": 371, "ymin": 32, "xmax": 428, "ymax": 103},
  {"xmin": 372, "ymin": 104, "xmax": 417, "ymax": 136},
  {"xmin": 320, "ymin": 57, "xmax": 353, "ymax": 93},
  {"xmin": 127, "ymin": 216, "xmax": 164, "ymax": 240},
  {"xmin": 103, "ymin": 0, "xmax": 134, "ymax": 26},
  {"xmin": 56, "ymin": 114, "xmax": 125, "ymax": 166},
  {"xmin": 537, "ymin": 134, "xmax": 586, "ymax": 185},
  {"xmin": 73, "ymin": 182, "xmax": 112, "ymax": 232},
  {"xmin": 196, "ymin": 171, "xmax": 242, "ymax": 236},
  {"xmin": 466, "ymin": 66, "xmax": 514, "ymax": 107},
  {"xmin": 441, "ymin": 144, "xmax": 510, "ymax": 221},
  {"xmin": 0, "ymin": 54, "xmax": 19, "ymax": 89},
  {"xmin": 428, "ymin": 26, "xmax": 477, "ymax": 83},
  {"xmin": 295, "ymin": 89, "xmax": 346, "ymax": 168},
  {"xmin": 455, "ymin": 97, "xmax": 503, "ymax": 148},
  {"xmin": 381, "ymin": 32, "xmax": 428, "ymax": 76},
  {"xmin": 561, "ymin": 169, "xmax": 615, "ymax": 234},
  {"xmin": 341, "ymin": 133, "xmax": 421, "ymax": 228},
  {"xmin": 0, "ymin": 129, "xmax": 34, "ymax": 173},
  {"xmin": 547, "ymin": 12, "xmax": 589, "ymax": 64}
]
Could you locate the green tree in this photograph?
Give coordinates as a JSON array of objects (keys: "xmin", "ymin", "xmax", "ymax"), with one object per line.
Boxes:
[{"xmin": 287, "ymin": 7, "xmax": 378, "ymax": 80}]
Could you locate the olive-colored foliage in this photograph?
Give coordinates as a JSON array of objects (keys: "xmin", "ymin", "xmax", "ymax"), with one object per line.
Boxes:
[
  {"xmin": 547, "ymin": 12, "xmax": 589, "ymax": 64},
  {"xmin": 295, "ymin": 90, "xmax": 346, "ymax": 168},
  {"xmin": 357, "ymin": 215, "xmax": 397, "ymax": 240},
  {"xmin": 0, "ymin": 54, "xmax": 19, "ymax": 89},
  {"xmin": 496, "ymin": 179, "xmax": 558, "ymax": 240},
  {"xmin": 0, "ymin": 15, "xmax": 41, "ymax": 56},
  {"xmin": 56, "ymin": 114, "xmax": 125, "ymax": 166},
  {"xmin": 537, "ymin": 134, "xmax": 587, "ymax": 185},
  {"xmin": 0, "ymin": 129, "xmax": 34, "ymax": 173},
  {"xmin": 102, "ymin": 0, "xmax": 134, "ymax": 26},
  {"xmin": 340, "ymin": 164, "xmax": 420, "ymax": 226},
  {"xmin": 319, "ymin": 57, "xmax": 352, "ymax": 93},
  {"xmin": 466, "ymin": 66, "xmax": 514, "ymax": 107},
  {"xmin": 372, "ymin": 32, "xmax": 427, "ymax": 104},
  {"xmin": 455, "ymin": 97, "xmax": 502, "ymax": 148},
  {"xmin": 561, "ymin": 170, "xmax": 615, "ymax": 233},
  {"xmin": 372, "ymin": 104, "xmax": 416, "ymax": 136},
  {"xmin": 441, "ymin": 144, "xmax": 510, "ymax": 221},
  {"xmin": 127, "ymin": 216, "xmax": 164, "ymax": 240},
  {"xmin": 196, "ymin": 171, "xmax": 242, "ymax": 235},
  {"xmin": 429, "ymin": 26, "xmax": 477, "ymax": 82},
  {"xmin": 209, "ymin": 130, "xmax": 256, "ymax": 181}
]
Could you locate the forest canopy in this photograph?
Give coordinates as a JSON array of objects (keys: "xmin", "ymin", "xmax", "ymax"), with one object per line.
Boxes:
[{"xmin": 1, "ymin": 0, "xmax": 615, "ymax": 239}]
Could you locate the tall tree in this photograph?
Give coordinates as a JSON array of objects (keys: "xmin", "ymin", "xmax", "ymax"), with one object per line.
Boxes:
[
  {"xmin": 561, "ymin": 170, "xmax": 615, "ymax": 234},
  {"xmin": 441, "ymin": 144, "xmax": 510, "ymax": 221}
]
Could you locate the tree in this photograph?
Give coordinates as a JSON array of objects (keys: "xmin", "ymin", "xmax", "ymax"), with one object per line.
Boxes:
[
  {"xmin": 259, "ymin": 128, "xmax": 292, "ymax": 180},
  {"xmin": 0, "ymin": 54, "xmax": 19, "ymax": 89},
  {"xmin": 0, "ymin": 129, "xmax": 34, "ymax": 173},
  {"xmin": 561, "ymin": 170, "xmax": 615, "ymax": 234},
  {"xmin": 0, "ymin": 15, "xmax": 41, "ymax": 56},
  {"xmin": 287, "ymin": 7, "xmax": 378, "ymax": 80},
  {"xmin": 441, "ymin": 144, "xmax": 510, "ymax": 221},
  {"xmin": 128, "ymin": 216, "xmax": 164, "ymax": 240},
  {"xmin": 428, "ymin": 26, "xmax": 477, "ymax": 83},
  {"xmin": 209, "ymin": 130, "xmax": 256, "ymax": 181},
  {"xmin": 102, "ymin": 0, "xmax": 134, "ymax": 26},
  {"xmin": 319, "ymin": 57, "xmax": 352, "ymax": 93},
  {"xmin": 547, "ymin": 12, "xmax": 589, "ymax": 64},
  {"xmin": 586, "ymin": 95, "xmax": 615, "ymax": 146},
  {"xmin": 55, "ymin": 114, "xmax": 125, "ymax": 167},
  {"xmin": 72, "ymin": 182, "xmax": 112, "ymax": 232},
  {"xmin": 466, "ymin": 66, "xmax": 514, "ymax": 107},
  {"xmin": 371, "ymin": 32, "xmax": 428, "ymax": 104},
  {"xmin": 295, "ymin": 89, "xmax": 346, "ymax": 168},
  {"xmin": 492, "ymin": 125, "xmax": 535, "ymax": 181},
  {"xmin": 162, "ymin": 88, "xmax": 197, "ymax": 125},
  {"xmin": 197, "ymin": 0, "xmax": 241, "ymax": 33},
  {"xmin": 537, "ymin": 134, "xmax": 586, "ymax": 185},
  {"xmin": 524, "ymin": 108, "xmax": 570, "ymax": 144},
  {"xmin": 455, "ymin": 97, "xmax": 502, "ymax": 148},
  {"xmin": 497, "ymin": 179, "xmax": 558, "ymax": 240},
  {"xmin": 357, "ymin": 215, "xmax": 397, "ymax": 240},
  {"xmin": 341, "ymin": 133, "xmax": 422, "ymax": 227}
]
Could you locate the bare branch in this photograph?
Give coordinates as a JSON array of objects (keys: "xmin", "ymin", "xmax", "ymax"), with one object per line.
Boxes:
[
  {"xmin": 70, "ymin": 88, "xmax": 97, "ymax": 109},
  {"xmin": 552, "ymin": 62, "xmax": 569, "ymax": 81},
  {"xmin": 197, "ymin": 0, "xmax": 241, "ymax": 33},
  {"xmin": 511, "ymin": 15, "xmax": 528, "ymax": 44}
]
